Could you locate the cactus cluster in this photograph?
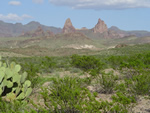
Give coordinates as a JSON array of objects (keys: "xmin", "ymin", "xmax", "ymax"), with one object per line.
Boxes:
[{"xmin": 0, "ymin": 56, "xmax": 32, "ymax": 101}]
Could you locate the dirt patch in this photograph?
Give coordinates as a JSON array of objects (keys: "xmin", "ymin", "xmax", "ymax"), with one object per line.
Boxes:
[
  {"xmin": 132, "ymin": 96, "xmax": 150, "ymax": 113},
  {"xmin": 61, "ymin": 44, "xmax": 98, "ymax": 50}
]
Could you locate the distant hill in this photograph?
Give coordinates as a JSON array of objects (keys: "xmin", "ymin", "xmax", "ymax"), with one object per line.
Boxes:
[
  {"xmin": 109, "ymin": 26, "xmax": 150, "ymax": 37},
  {"xmin": 0, "ymin": 20, "xmax": 62, "ymax": 37},
  {"xmin": 0, "ymin": 32, "xmax": 97, "ymax": 49}
]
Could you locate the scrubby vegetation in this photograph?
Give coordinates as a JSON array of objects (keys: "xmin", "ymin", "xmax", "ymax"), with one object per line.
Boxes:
[{"xmin": 0, "ymin": 44, "xmax": 150, "ymax": 112}]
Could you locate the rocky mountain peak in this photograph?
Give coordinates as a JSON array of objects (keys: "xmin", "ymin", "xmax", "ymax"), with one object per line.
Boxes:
[
  {"xmin": 93, "ymin": 18, "xmax": 108, "ymax": 33},
  {"xmin": 32, "ymin": 26, "xmax": 45, "ymax": 37},
  {"xmin": 62, "ymin": 18, "xmax": 76, "ymax": 33},
  {"xmin": 20, "ymin": 26, "xmax": 54, "ymax": 37}
]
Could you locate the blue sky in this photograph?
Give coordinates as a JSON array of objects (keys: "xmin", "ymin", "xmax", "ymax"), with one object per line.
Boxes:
[{"xmin": 0, "ymin": 0, "xmax": 150, "ymax": 31}]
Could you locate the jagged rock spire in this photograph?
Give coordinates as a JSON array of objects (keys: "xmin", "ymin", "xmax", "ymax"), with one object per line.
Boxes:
[
  {"xmin": 62, "ymin": 18, "xmax": 76, "ymax": 33},
  {"xmin": 93, "ymin": 18, "xmax": 108, "ymax": 33}
]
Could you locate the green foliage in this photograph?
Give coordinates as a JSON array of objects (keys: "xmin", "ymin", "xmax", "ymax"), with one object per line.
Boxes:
[
  {"xmin": 0, "ymin": 57, "xmax": 32, "ymax": 101},
  {"xmin": 96, "ymin": 72, "xmax": 117, "ymax": 94},
  {"xmin": 20, "ymin": 56, "xmax": 56, "ymax": 87},
  {"xmin": 40, "ymin": 76, "xmax": 134, "ymax": 112},
  {"xmin": 0, "ymin": 49, "xmax": 149, "ymax": 112},
  {"xmin": 0, "ymin": 97, "xmax": 27, "ymax": 113},
  {"xmin": 71, "ymin": 54, "xmax": 104, "ymax": 72},
  {"xmin": 40, "ymin": 76, "xmax": 105, "ymax": 112},
  {"xmin": 22, "ymin": 62, "xmax": 40, "ymax": 88},
  {"xmin": 71, "ymin": 55, "xmax": 105, "ymax": 80},
  {"xmin": 114, "ymin": 82, "xmax": 127, "ymax": 93},
  {"xmin": 107, "ymin": 56, "xmax": 127, "ymax": 69},
  {"xmin": 0, "ymin": 97, "xmax": 37, "ymax": 113},
  {"xmin": 132, "ymin": 74, "xmax": 150, "ymax": 95},
  {"xmin": 41, "ymin": 76, "xmax": 85, "ymax": 112},
  {"xmin": 110, "ymin": 92, "xmax": 136, "ymax": 112},
  {"xmin": 112, "ymin": 92, "xmax": 136, "ymax": 105},
  {"xmin": 40, "ymin": 56, "xmax": 56, "ymax": 73},
  {"xmin": 121, "ymin": 52, "xmax": 150, "ymax": 69}
]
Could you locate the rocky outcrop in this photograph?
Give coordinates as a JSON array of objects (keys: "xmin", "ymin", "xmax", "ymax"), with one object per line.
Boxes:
[
  {"xmin": 108, "ymin": 30, "xmax": 123, "ymax": 38},
  {"xmin": 45, "ymin": 30, "xmax": 54, "ymax": 37},
  {"xmin": 115, "ymin": 44, "xmax": 128, "ymax": 48},
  {"xmin": 62, "ymin": 18, "xmax": 76, "ymax": 33},
  {"xmin": 93, "ymin": 18, "xmax": 108, "ymax": 33},
  {"xmin": 20, "ymin": 26, "xmax": 54, "ymax": 37},
  {"xmin": 32, "ymin": 26, "xmax": 45, "ymax": 37},
  {"xmin": 20, "ymin": 31, "xmax": 31, "ymax": 37}
]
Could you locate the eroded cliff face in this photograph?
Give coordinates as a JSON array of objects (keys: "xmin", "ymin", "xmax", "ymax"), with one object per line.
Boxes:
[
  {"xmin": 93, "ymin": 18, "xmax": 108, "ymax": 33},
  {"xmin": 32, "ymin": 26, "xmax": 45, "ymax": 37},
  {"xmin": 62, "ymin": 18, "xmax": 76, "ymax": 34},
  {"xmin": 21, "ymin": 26, "xmax": 54, "ymax": 37}
]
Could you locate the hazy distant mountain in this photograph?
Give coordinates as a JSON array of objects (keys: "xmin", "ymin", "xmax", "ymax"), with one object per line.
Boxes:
[
  {"xmin": 0, "ymin": 20, "xmax": 62, "ymax": 37},
  {"xmin": 0, "ymin": 20, "xmax": 150, "ymax": 38},
  {"xmin": 109, "ymin": 26, "xmax": 150, "ymax": 37}
]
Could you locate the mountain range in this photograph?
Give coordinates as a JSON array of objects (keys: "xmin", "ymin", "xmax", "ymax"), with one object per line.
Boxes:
[
  {"xmin": 0, "ymin": 18, "xmax": 150, "ymax": 51},
  {"xmin": 0, "ymin": 20, "xmax": 61, "ymax": 37},
  {"xmin": 0, "ymin": 18, "xmax": 150, "ymax": 38}
]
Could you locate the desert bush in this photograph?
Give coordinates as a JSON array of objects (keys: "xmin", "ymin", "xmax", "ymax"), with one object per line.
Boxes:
[
  {"xmin": 132, "ymin": 74, "xmax": 150, "ymax": 95},
  {"xmin": 40, "ymin": 56, "xmax": 56, "ymax": 73},
  {"xmin": 40, "ymin": 76, "xmax": 107, "ymax": 112},
  {"xmin": 112, "ymin": 92, "xmax": 136, "ymax": 105},
  {"xmin": 124, "ymin": 72, "xmax": 150, "ymax": 96},
  {"xmin": 0, "ymin": 97, "xmax": 27, "ymax": 113},
  {"xmin": 106, "ymin": 56, "xmax": 127, "ymax": 69},
  {"xmin": 41, "ymin": 76, "xmax": 86, "ymax": 112},
  {"xmin": 111, "ymin": 92, "xmax": 136, "ymax": 112},
  {"xmin": 96, "ymin": 72, "xmax": 118, "ymax": 94},
  {"xmin": 120, "ymin": 52, "xmax": 150, "ymax": 69},
  {"xmin": 0, "ymin": 97, "xmax": 37, "ymax": 113},
  {"xmin": 21, "ymin": 62, "xmax": 39, "ymax": 88},
  {"xmin": 71, "ymin": 54, "xmax": 104, "ymax": 73},
  {"xmin": 114, "ymin": 82, "xmax": 127, "ymax": 93}
]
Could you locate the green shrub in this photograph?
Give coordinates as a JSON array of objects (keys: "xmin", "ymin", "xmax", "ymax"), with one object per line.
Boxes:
[
  {"xmin": 41, "ymin": 76, "xmax": 85, "ymax": 112},
  {"xmin": 0, "ymin": 97, "xmax": 27, "ymax": 113},
  {"xmin": 124, "ymin": 72, "xmax": 150, "ymax": 96},
  {"xmin": 106, "ymin": 56, "xmax": 126, "ymax": 69},
  {"xmin": 71, "ymin": 54, "xmax": 104, "ymax": 74},
  {"xmin": 111, "ymin": 92, "xmax": 136, "ymax": 112},
  {"xmin": 114, "ymin": 82, "xmax": 127, "ymax": 93},
  {"xmin": 112, "ymin": 92, "xmax": 136, "ymax": 105},
  {"xmin": 132, "ymin": 74, "xmax": 150, "ymax": 95},
  {"xmin": 96, "ymin": 72, "xmax": 117, "ymax": 94},
  {"xmin": 40, "ymin": 76, "xmax": 103, "ymax": 112},
  {"xmin": 40, "ymin": 56, "xmax": 56, "ymax": 73},
  {"xmin": 0, "ymin": 97, "xmax": 37, "ymax": 113},
  {"xmin": 21, "ymin": 62, "xmax": 39, "ymax": 88}
]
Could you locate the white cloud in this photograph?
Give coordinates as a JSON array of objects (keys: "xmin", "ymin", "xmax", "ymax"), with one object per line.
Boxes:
[
  {"xmin": 0, "ymin": 13, "xmax": 33, "ymax": 21},
  {"xmin": 32, "ymin": 0, "xmax": 44, "ymax": 4},
  {"xmin": 9, "ymin": 1, "xmax": 21, "ymax": 6},
  {"xmin": 49, "ymin": 0, "xmax": 150, "ymax": 10}
]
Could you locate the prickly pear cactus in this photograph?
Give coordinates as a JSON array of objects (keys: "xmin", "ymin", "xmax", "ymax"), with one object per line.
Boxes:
[{"xmin": 0, "ymin": 56, "xmax": 32, "ymax": 101}]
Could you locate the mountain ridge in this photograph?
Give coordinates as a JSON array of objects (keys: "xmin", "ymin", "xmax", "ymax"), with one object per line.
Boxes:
[
  {"xmin": 0, "ymin": 20, "xmax": 62, "ymax": 37},
  {"xmin": 0, "ymin": 19, "xmax": 150, "ymax": 38}
]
